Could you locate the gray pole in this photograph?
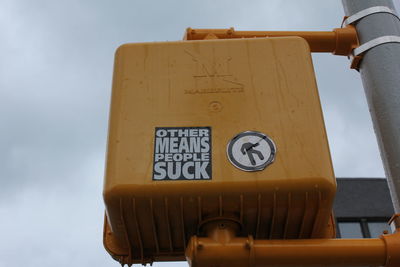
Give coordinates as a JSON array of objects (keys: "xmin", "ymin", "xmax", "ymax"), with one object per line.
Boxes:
[{"xmin": 341, "ymin": 0, "xmax": 400, "ymax": 213}]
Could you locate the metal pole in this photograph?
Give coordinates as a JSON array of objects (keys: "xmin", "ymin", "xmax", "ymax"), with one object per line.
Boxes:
[{"xmin": 341, "ymin": 0, "xmax": 400, "ymax": 213}]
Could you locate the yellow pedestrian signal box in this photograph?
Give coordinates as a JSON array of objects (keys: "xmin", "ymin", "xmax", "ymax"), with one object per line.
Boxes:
[{"xmin": 103, "ymin": 37, "xmax": 336, "ymax": 265}]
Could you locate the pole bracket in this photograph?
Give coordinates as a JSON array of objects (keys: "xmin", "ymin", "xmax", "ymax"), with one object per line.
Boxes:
[
  {"xmin": 353, "ymin": 35, "xmax": 400, "ymax": 56},
  {"xmin": 349, "ymin": 34, "xmax": 400, "ymax": 69},
  {"xmin": 343, "ymin": 6, "xmax": 400, "ymax": 26},
  {"xmin": 342, "ymin": 6, "xmax": 400, "ymax": 70}
]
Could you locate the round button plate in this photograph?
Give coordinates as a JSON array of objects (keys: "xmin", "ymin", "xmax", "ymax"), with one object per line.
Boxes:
[{"xmin": 226, "ymin": 131, "xmax": 276, "ymax": 172}]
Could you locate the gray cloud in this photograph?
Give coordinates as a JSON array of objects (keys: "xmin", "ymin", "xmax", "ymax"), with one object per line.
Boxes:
[{"xmin": 0, "ymin": 0, "xmax": 388, "ymax": 266}]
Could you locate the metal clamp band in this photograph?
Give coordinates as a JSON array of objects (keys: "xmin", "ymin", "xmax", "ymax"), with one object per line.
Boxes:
[
  {"xmin": 353, "ymin": 35, "xmax": 400, "ymax": 56},
  {"xmin": 343, "ymin": 6, "xmax": 400, "ymax": 26}
]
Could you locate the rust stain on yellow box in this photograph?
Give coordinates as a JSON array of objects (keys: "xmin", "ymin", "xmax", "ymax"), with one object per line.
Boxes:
[{"xmin": 103, "ymin": 37, "xmax": 336, "ymax": 264}]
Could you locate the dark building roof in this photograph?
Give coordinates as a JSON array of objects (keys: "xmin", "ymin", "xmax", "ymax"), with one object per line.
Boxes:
[{"xmin": 334, "ymin": 178, "xmax": 394, "ymax": 218}]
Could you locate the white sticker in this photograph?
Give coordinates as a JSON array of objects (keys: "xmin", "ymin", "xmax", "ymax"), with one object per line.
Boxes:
[
  {"xmin": 153, "ymin": 127, "xmax": 212, "ymax": 180},
  {"xmin": 227, "ymin": 131, "xmax": 276, "ymax": 172}
]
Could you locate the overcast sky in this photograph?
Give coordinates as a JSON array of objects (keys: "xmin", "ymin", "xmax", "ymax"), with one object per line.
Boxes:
[{"xmin": 1, "ymin": 1, "xmax": 399, "ymax": 266}]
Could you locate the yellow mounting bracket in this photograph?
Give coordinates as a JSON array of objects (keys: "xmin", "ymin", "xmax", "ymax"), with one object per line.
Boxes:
[
  {"xmin": 186, "ymin": 215, "xmax": 400, "ymax": 267},
  {"xmin": 183, "ymin": 22, "xmax": 362, "ymax": 69}
]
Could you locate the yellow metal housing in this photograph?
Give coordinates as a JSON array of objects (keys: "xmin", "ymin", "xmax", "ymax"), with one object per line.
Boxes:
[{"xmin": 103, "ymin": 37, "xmax": 336, "ymax": 265}]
